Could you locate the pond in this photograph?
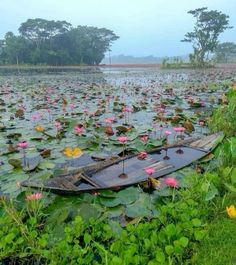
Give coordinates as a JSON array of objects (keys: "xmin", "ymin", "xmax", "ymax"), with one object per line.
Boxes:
[{"xmin": 0, "ymin": 66, "xmax": 235, "ymax": 195}]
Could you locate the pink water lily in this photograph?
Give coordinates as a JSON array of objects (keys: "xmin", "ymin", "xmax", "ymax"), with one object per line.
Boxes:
[
  {"xmin": 17, "ymin": 141, "xmax": 28, "ymax": 149},
  {"xmin": 164, "ymin": 177, "xmax": 178, "ymax": 188},
  {"xmin": 117, "ymin": 136, "xmax": 128, "ymax": 143},
  {"xmin": 144, "ymin": 167, "xmax": 155, "ymax": 176},
  {"xmin": 94, "ymin": 122, "xmax": 100, "ymax": 128},
  {"xmin": 165, "ymin": 130, "xmax": 172, "ymax": 136},
  {"xmin": 26, "ymin": 192, "xmax": 42, "ymax": 201},
  {"xmin": 140, "ymin": 135, "xmax": 149, "ymax": 142},
  {"xmin": 199, "ymin": 120, "xmax": 205, "ymax": 126},
  {"xmin": 31, "ymin": 113, "xmax": 43, "ymax": 121},
  {"xmin": 174, "ymin": 127, "xmax": 186, "ymax": 133},
  {"xmin": 137, "ymin": 151, "xmax": 148, "ymax": 160},
  {"xmin": 69, "ymin": 103, "xmax": 75, "ymax": 110},
  {"xmin": 123, "ymin": 106, "xmax": 132, "ymax": 113},
  {"xmin": 157, "ymin": 107, "xmax": 165, "ymax": 113},
  {"xmin": 54, "ymin": 121, "xmax": 62, "ymax": 132},
  {"xmin": 105, "ymin": 117, "xmax": 115, "ymax": 124},
  {"xmin": 74, "ymin": 125, "xmax": 84, "ymax": 135}
]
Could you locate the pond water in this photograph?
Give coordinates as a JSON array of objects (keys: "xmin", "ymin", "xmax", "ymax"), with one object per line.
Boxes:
[{"xmin": 0, "ymin": 66, "xmax": 235, "ymax": 195}]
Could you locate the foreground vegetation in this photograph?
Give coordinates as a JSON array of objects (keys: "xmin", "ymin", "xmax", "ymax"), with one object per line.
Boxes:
[{"xmin": 0, "ymin": 82, "xmax": 236, "ymax": 264}]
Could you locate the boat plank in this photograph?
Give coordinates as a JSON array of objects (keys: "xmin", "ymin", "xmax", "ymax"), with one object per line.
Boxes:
[{"xmin": 20, "ymin": 133, "xmax": 223, "ymax": 195}]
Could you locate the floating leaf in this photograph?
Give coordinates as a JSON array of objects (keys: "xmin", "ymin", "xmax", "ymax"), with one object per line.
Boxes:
[
  {"xmin": 125, "ymin": 200, "xmax": 151, "ymax": 218},
  {"xmin": 117, "ymin": 187, "xmax": 140, "ymax": 204},
  {"xmin": 99, "ymin": 197, "xmax": 121, "ymax": 207},
  {"xmin": 38, "ymin": 161, "xmax": 55, "ymax": 170},
  {"xmin": 8, "ymin": 159, "xmax": 22, "ymax": 169}
]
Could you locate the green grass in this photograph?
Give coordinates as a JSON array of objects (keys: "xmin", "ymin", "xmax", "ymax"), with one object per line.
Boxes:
[{"xmin": 192, "ymin": 194, "xmax": 236, "ymax": 265}]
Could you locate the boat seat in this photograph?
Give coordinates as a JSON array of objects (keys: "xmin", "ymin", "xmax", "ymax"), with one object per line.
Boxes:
[{"xmin": 144, "ymin": 161, "xmax": 174, "ymax": 172}]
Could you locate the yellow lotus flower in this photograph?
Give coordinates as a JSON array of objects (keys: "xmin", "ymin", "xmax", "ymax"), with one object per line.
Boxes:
[
  {"xmin": 63, "ymin": 147, "xmax": 83, "ymax": 158},
  {"xmin": 35, "ymin": 125, "xmax": 45, "ymax": 133},
  {"xmin": 226, "ymin": 205, "xmax": 236, "ymax": 218}
]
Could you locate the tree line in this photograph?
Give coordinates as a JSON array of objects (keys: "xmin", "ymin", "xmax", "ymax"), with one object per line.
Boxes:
[{"xmin": 0, "ymin": 19, "xmax": 119, "ymax": 65}]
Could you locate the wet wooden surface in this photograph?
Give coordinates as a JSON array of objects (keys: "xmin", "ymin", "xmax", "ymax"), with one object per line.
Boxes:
[{"xmin": 21, "ymin": 133, "xmax": 223, "ymax": 194}]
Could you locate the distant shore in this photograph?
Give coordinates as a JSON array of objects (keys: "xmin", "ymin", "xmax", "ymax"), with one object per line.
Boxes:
[{"xmin": 0, "ymin": 63, "xmax": 236, "ymax": 69}]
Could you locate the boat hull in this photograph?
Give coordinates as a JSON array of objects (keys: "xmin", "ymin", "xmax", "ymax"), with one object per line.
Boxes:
[{"xmin": 21, "ymin": 132, "xmax": 224, "ymax": 195}]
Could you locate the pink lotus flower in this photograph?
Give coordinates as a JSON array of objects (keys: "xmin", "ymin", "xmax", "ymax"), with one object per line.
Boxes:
[
  {"xmin": 165, "ymin": 130, "xmax": 172, "ymax": 136},
  {"xmin": 31, "ymin": 113, "xmax": 43, "ymax": 121},
  {"xmin": 69, "ymin": 103, "xmax": 75, "ymax": 110},
  {"xmin": 54, "ymin": 121, "xmax": 62, "ymax": 132},
  {"xmin": 174, "ymin": 127, "xmax": 186, "ymax": 133},
  {"xmin": 117, "ymin": 136, "xmax": 128, "ymax": 143},
  {"xmin": 137, "ymin": 151, "xmax": 148, "ymax": 160},
  {"xmin": 164, "ymin": 177, "xmax": 178, "ymax": 188},
  {"xmin": 26, "ymin": 192, "xmax": 42, "ymax": 201},
  {"xmin": 199, "ymin": 121, "xmax": 205, "ymax": 126},
  {"xmin": 74, "ymin": 125, "xmax": 84, "ymax": 135},
  {"xmin": 144, "ymin": 167, "xmax": 155, "ymax": 176},
  {"xmin": 157, "ymin": 107, "xmax": 165, "ymax": 113},
  {"xmin": 17, "ymin": 141, "xmax": 28, "ymax": 149},
  {"xmin": 94, "ymin": 122, "xmax": 100, "ymax": 128},
  {"xmin": 140, "ymin": 135, "xmax": 149, "ymax": 142},
  {"xmin": 105, "ymin": 117, "xmax": 115, "ymax": 124},
  {"xmin": 123, "ymin": 106, "xmax": 133, "ymax": 113}
]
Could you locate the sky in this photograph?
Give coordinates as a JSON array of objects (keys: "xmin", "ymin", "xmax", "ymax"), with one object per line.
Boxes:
[{"xmin": 0, "ymin": 0, "xmax": 236, "ymax": 57}]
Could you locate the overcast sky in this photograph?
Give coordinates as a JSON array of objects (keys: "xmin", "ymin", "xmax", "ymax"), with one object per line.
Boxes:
[{"xmin": 0, "ymin": 0, "xmax": 235, "ymax": 57}]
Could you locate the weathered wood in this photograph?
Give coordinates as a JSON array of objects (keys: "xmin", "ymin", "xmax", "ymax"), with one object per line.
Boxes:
[
  {"xmin": 189, "ymin": 132, "xmax": 222, "ymax": 150},
  {"xmin": 78, "ymin": 173, "xmax": 104, "ymax": 188},
  {"xmin": 51, "ymin": 178, "xmax": 78, "ymax": 190},
  {"xmin": 144, "ymin": 161, "xmax": 174, "ymax": 172},
  {"xmin": 21, "ymin": 133, "xmax": 223, "ymax": 195}
]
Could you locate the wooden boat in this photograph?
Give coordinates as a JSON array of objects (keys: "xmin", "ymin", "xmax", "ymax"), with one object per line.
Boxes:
[{"xmin": 21, "ymin": 133, "xmax": 223, "ymax": 195}]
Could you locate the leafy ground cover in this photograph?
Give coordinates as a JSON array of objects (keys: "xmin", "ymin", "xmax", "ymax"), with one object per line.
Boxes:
[{"xmin": 0, "ymin": 67, "xmax": 236, "ymax": 264}]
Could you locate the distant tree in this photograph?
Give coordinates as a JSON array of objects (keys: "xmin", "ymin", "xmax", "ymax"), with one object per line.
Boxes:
[
  {"xmin": 214, "ymin": 42, "xmax": 236, "ymax": 63},
  {"xmin": 182, "ymin": 7, "xmax": 232, "ymax": 67},
  {"xmin": 19, "ymin": 19, "xmax": 72, "ymax": 49},
  {"xmin": 0, "ymin": 19, "xmax": 119, "ymax": 65},
  {"xmin": 0, "ymin": 32, "xmax": 29, "ymax": 65},
  {"xmin": 72, "ymin": 26, "xmax": 119, "ymax": 65}
]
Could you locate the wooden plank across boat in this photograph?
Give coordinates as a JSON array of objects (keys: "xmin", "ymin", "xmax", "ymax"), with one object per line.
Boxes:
[{"xmin": 21, "ymin": 133, "xmax": 223, "ymax": 195}]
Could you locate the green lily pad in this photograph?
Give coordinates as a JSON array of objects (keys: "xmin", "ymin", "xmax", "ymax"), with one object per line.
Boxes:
[
  {"xmin": 38, "ymin": 160, "xmax": 55, "ymax": 170},
  {"xmin": 125, "ymin": 201, "xmax": 151, "ymax": 218},
  {"xmin": 99, "ymin": 196, "xmax": 121, "ymax": 207},
  {"xmin": 117, "ymin": 187, "xmax": 140, "ymax": 204}
]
